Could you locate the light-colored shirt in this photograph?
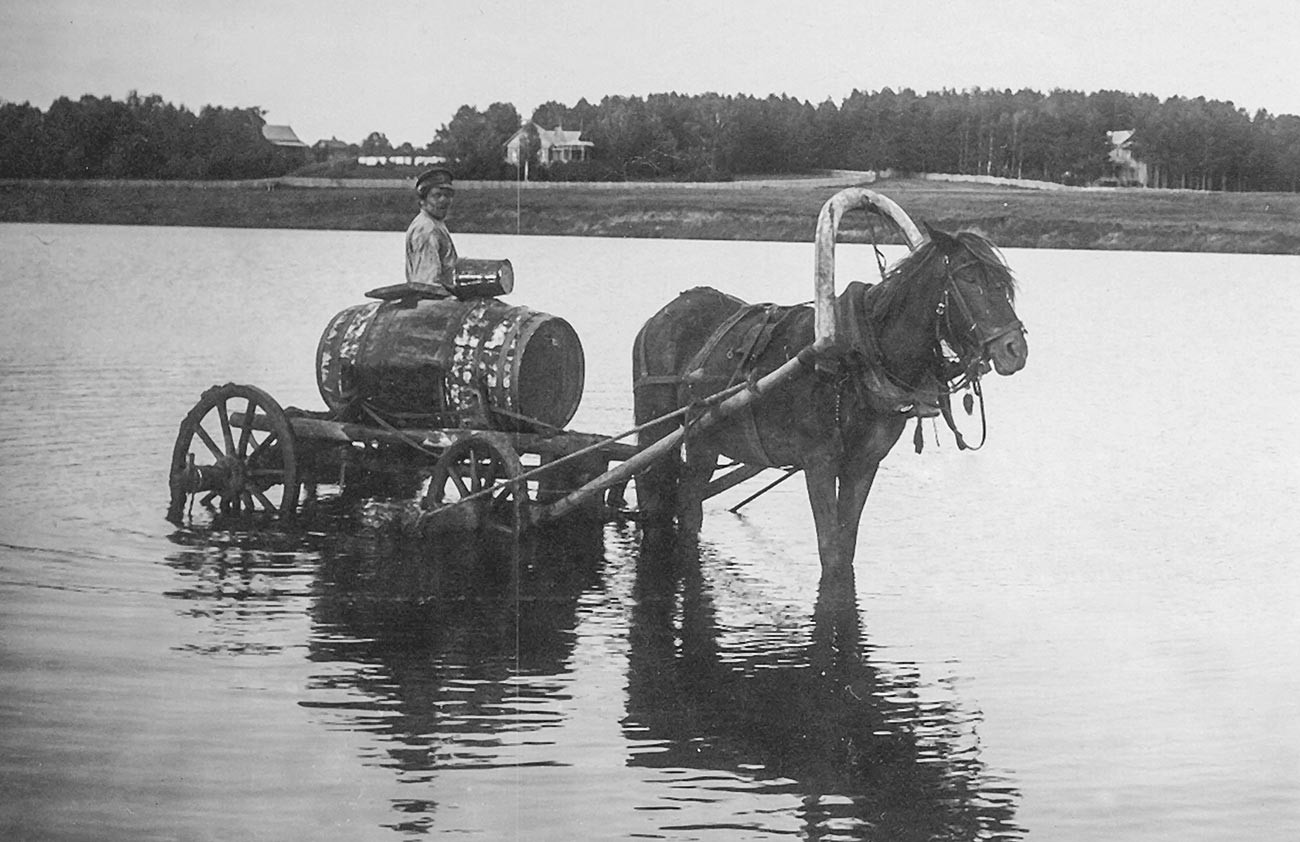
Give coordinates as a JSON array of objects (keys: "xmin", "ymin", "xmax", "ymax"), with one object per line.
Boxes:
[{"xmin": 405, "ymin": 210, "xmax": 458, "ymax": 289}]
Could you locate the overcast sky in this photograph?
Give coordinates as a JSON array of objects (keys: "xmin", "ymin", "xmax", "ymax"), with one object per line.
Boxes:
[{"xmin": 3, "ymin": 0, "xmax": 1297, "ymax": 146}]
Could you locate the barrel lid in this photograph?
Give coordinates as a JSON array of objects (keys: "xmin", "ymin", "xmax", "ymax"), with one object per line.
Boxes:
[{"xmin": 364, "ymin": 282, "xmax": 452, "ymax": 302}]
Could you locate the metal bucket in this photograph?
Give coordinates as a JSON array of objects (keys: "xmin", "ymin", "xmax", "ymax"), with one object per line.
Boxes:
[
  {"xmin": 316, "ymin": 296, "xmax": 584, "ymax": 431},
  {"xmin": 451, "ymin": 258, "xmax": 514, "ymax": 299}
]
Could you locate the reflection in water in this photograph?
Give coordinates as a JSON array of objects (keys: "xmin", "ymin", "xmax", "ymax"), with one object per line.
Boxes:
[
  {"xmin": 306, "ymin": 525, "xmax": 604, "ymax": 744},
  {"xmin": 625, "ymin": 529, "xmax": 1024, "ymax": 840},
  {"xmin": 166, "ymin": 503, "xmax": 607, "ymax": 835},
  {"xmin": 164, "ymin": 520, "xmax": 321, "ymax": 657},
  {"xmin": 164, "ymin": 503, "xmax": 1019, "ymax": 839}
]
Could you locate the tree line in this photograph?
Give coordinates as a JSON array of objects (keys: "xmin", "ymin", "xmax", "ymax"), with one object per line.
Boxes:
[
  {"xmin": 4, "ymin": 87, "xmax": 1300, "ymax": 191},
  {"xmin": 440, "ymin": 89, "xmax": 1300, "ymax": 191},
  {"xmin": 0, "ymin": 91, "xmax": 304, "ymax": 180}
]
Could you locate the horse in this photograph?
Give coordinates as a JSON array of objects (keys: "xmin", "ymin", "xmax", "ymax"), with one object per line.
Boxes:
[{"xmin": 631, "ymin": 191, "xmax": 1028, "ymax": 575}]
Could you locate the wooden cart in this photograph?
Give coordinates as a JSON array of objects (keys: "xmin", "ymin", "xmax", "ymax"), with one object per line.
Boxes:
[
  {"xmin": 165, "ymin": 376, "xmax": 781, "ymax": 535},
  {"xmin": 166, "ymin": 188, "xmax": 914, "ymax": 536}
]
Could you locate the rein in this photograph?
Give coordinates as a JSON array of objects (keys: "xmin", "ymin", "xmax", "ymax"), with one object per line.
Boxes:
[{"xmin": 937, "ymin": 378, "xmax": 987, "ymax": 451}]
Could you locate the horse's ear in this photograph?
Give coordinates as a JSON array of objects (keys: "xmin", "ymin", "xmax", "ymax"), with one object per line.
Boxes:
[{"xmin": 922, "ymin": 221, "xmax": 954, "ymax": 247}]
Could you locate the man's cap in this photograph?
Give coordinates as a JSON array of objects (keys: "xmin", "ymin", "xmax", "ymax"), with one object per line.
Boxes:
[{"xmin": 416, "ymin": 166, "xmax": 455, "ymax": 193}]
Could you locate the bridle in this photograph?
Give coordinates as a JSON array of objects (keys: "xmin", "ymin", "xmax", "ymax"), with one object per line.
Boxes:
[
  {"xmin": 854, "ymin": 236, "xmax": 1025, "ymax": 451},
  {"xmin": 923, "ymin": 252, "xmax": 1024, "ymax": 451},
  {"xmin": 936, "ymin": 254, "xmax": 1025, "ymax": 392}
]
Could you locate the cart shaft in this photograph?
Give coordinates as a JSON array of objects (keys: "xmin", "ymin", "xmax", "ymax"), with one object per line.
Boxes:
[{"xmin": 540, "ymin": 341, "xmax": 823, "ymax": 523}]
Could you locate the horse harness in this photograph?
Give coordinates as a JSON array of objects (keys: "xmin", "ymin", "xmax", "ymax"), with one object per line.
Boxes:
[
  {"xmin": 668, "ymin": 284, "xmax": 905, "ymax": 466},
  {"xmin": 675, "ymin": 301, "xmax": 808, "ymax": 466}
]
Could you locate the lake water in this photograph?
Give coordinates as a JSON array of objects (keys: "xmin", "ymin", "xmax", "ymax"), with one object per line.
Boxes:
[{"xmin": 1, "ymin": 223, "xmax": 1297, "ymax": 841}]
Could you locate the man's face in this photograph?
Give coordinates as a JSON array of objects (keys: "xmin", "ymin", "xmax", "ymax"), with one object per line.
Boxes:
[{"xmin": 421, "ymin": 186, "xmax": 454, "ymax": 220}]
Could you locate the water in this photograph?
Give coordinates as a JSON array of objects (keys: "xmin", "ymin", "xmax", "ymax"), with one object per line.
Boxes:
[{"xmin": 1, "ymin": 224, "xmax": 1297, "ymax": 841}]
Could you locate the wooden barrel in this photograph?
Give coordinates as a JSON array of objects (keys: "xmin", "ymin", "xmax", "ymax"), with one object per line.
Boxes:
[{"xmin": 316, "ymin": 296, "xmax": 584, "ymax": 431}]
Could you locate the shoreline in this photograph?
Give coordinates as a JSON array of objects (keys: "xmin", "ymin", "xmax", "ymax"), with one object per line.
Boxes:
[{"xmin": 3, "ymin": 176, "xmax": 1298, "ymax": 254}]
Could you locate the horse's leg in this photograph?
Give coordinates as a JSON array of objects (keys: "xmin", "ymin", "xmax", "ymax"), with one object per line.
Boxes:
[
  {"xmin": 832, "ymin": 459, "xmax": 882, "ymax": 569},
  {"xmin": 675, "ymin": 437, "xmax": 717, "ymax": 537},
  {"xmin": 832, "ymin": 419, "xmax": 907, "ymax": 569},
  {"xmin": 633, "ymin": 385, "xmax": 681, "ymax": 525},
  {"xmin": 803, "ymin": 453, "xmax": 848, "ymax": 573}
]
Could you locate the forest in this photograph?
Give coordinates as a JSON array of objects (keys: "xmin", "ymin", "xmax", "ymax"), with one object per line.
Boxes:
[{"xmin": 3, "ymin": 87, "xmax": 1300, "ymax": 191}]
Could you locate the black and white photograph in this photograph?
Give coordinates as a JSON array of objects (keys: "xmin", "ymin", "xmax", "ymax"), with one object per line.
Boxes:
[{"xmin": 2, "ymin": 2, "xmax": 1297, "ymax": 839}]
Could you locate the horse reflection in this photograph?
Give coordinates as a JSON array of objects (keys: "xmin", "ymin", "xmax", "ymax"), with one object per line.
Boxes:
[{"xmin": 625, "ymin": 533, "xmax": 1024, "ymax": 840}]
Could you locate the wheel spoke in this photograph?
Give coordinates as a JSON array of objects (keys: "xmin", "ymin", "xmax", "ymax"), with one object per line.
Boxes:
[
  {"xmin": 237, "ymin": 398, "xmax": 256, "ymax": 457},
  {"xmin": 194, "ymin": 424, "xmax": 223, "ymax": 460},
  {"xmin": 467, "ymin": 450, "xmax": 480, "ymax": 492},
  {"xmin": 449, "ymin": 467, "xmax": 471, "ymax": 498},
  {"xmin": 250, "ymin": 486, "xmax": 276, "ymax": 512},
  {"xmin": 216, "ymin": 401, "xmax": 236, "ymax": 456},
  {"xmin": 248, "ymin": 430, "xmax": 279, "ymax": 462}
]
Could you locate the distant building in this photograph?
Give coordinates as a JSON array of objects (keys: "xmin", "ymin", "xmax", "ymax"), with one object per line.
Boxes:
[
  {"xmin": 1106, "ymin": 129, "xmax": 1149, "ymax": 187},
  {"xmin": 261, "ymin": 124, "xmax": 309, "ymax": 169},
  {"xmin": 505, "ymin": 124, "xmax": 595, "ymax": 170},
  {"xmin": 261, "ymin": 124, "xmax": 308, "ymax": 148},
  {"xmin": 313, "ymin": 137, "xmax": 353, "ymax": 163}
]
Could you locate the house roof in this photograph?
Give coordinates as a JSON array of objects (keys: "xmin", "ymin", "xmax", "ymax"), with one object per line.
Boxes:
[
  {"xmin": 506, "ymin": 123, "xmax": 594, "ymax": 149},
  {"xmin": 1108, "ymin": 129, "xmax": 1136, "ymax": 147},
  {"xmin": 261, "ymin": 124, "xmax": 308, "ymax": 148},
  {"xmin": 537, "ymin": 127, "xmax": 593, "ymax": 149}
]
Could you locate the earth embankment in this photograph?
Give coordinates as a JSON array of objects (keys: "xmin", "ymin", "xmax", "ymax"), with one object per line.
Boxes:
[{"xmin": 3, "ymin": 176, "xmax": 1298, "ymax": 254}]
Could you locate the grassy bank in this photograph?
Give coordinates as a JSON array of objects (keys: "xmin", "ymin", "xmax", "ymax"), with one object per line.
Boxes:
[{"xmin": 3, "ymin": 177, "xmax": 1299, "ymax": 253}]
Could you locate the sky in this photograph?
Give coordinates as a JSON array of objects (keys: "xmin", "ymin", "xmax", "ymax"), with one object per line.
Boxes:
[{"xmin": 2, "ymin": 0, "xmax": 1298, "ymax": 147}]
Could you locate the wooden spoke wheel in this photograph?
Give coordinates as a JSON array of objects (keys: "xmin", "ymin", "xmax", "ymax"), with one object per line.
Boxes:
[
  {"xmin": 426, "ymin": 435, "xmax": 531, "ymax": 535},
  {"xmin": 168, "ymin": 383, "xmax": 299, "ymax": 523}
]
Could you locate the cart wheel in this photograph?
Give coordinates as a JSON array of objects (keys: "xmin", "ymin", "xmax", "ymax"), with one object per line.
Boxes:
[
  {"xmin": 426, "ymin": 435, "xmax": 531, "ymax": 535},
  {"xmin": 167, "ymin": 383, "xmax": 300, "ymax": 523}
]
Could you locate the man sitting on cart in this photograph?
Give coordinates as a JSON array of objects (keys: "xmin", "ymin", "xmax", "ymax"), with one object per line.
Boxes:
[{"xmin": 405, "ymin": 166, "xmax": 458, "ymax": 293}]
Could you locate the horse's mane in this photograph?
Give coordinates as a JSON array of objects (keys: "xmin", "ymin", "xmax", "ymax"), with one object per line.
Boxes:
[{"xmin": 867, "ymin": 229, "xmax": 1016, "ymax": 326}]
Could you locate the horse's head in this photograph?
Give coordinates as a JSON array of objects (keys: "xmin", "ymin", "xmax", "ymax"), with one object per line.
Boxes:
[{"xmin": 924, "ymin": 225, "xmax": 1028, "ymax": 377}]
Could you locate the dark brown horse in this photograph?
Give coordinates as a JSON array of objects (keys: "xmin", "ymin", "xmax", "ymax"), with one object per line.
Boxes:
[{"xmin": 632, "ymin": 192, "xmax": 1027, "ymax": 575}]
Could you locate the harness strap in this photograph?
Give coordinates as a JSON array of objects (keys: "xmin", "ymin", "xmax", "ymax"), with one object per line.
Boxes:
[
  {"xmin": 632, "ymin": 301, "xmax": 759, "ymax": 393},
  {"xmin": 633, "ymin": 374, "xmax": 685, "ymax": 390},
  {"xmin": 938, "ymin": 379, "xmax": 987, "ymax": 451},
  {"xmin": 679, "ymin": 303, "xmax": 792, "ymax": 467}
]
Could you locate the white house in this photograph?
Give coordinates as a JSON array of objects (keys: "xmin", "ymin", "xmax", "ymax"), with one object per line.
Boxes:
[
  {"xmin": 505, "ymin": 124, "xmax": 595, "ymax": 169},
  {"xmin": 1106, "ymin": 129, "xmax": 1149, "ymax": 186}
]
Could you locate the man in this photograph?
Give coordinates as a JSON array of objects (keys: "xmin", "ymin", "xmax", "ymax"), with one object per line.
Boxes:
[{"xmin": 405, "ymin": 166, "xmax": 458, "ymax": 291}]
